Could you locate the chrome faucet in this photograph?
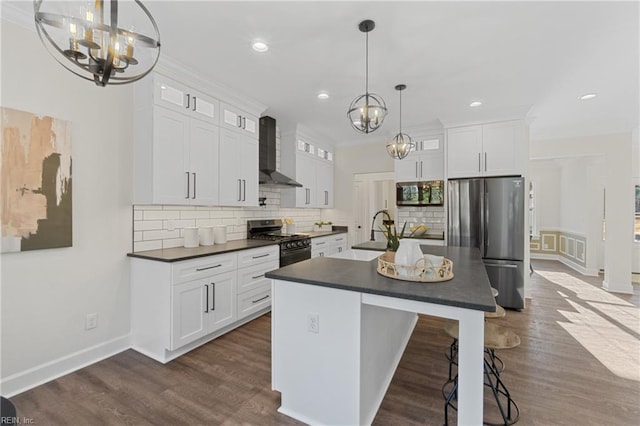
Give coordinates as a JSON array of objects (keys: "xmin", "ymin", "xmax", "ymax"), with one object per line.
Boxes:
[{"xmin": 370, "ymin": 209, "xmax": 392, "ymax": 241}]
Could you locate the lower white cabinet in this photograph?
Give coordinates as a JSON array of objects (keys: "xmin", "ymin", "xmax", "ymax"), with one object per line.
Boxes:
[
  {"xmin": 131, "ymin": 245, "xmax": 278, "ymax": 363},
  {"xmin": 311, "ymin": 233, "xmax": 348, "ymax": 258}
]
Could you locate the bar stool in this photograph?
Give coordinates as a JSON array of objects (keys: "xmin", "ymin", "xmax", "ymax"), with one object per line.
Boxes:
[
  {"xmin": 442, "ymin": 320, "xmax": 521, "ymax": 426},
  {"xmin": 486, "ymin": 288, "xmax": 506, "ymax": 319}
]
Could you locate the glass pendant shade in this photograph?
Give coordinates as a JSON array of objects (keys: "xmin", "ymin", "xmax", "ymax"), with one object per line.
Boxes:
[
  {"xmin": 347, "ymin": 20, "xmax": 388, "ymax": 134},
  {"xmin": 34, "ymin": 0, "xmax": 161, "ymax": 87},
  {"xmin": 387, "ymin": 84, "xmax": 415, "ymax": 160}
]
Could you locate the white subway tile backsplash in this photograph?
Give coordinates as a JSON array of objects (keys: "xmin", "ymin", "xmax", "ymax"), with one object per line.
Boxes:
[
  {"xmin": 164, "ymin": 205, "xmax": 194, "ymax": 211},
  {"xmin": 164, "ymin": 219, "xmax": 196, "ymax": 229},
  {"xmin": 180, "ymin": 210, "xmax": 211, "ymax": 219},
  {"xmin": 162, "ymin": 238, "xmax": 184, "ymax": 249},
  {"xmin": 134, "ymin": 220, "xmax": 163, "ymax": 231},
  {"xmin": 133, "ymin": 210, "xmax": 143, "ymax": 221},
  {"xmin": 134, "ymin": 240, "xmax": 162, "ymax": 252},
  {"xmin": 143, "ymin": 210, "xmax": 180, "ymax": 220},
  {"xmin": 133, "ymin": 231, "xmax": 142, "ymax": 242},
  {"xmin": 143, "ymin": 229, "xmax": 180, "ymax": 240}
]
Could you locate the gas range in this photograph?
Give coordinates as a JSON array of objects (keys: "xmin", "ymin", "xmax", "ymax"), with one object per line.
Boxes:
[{"xmin": 247, "ymin": 219, "xmax": 311, "ymax": 267}]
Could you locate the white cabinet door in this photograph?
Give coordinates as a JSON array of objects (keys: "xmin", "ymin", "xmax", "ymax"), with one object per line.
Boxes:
[
  {"xmin": 189, "ymin": 119, "xmax": 220, "ymax": 205},
  {"xmin": 295, "ymin": 155, "xmax": 317, "ymax": 207},
  {"xmin": 207, "ymin": 271, "xmax": 236, "ymax": 332},
  {"xmin": 219, "ymin": 128, "xmax": 258, "ymax": 206},
  {"xmin": 153, "ymin": 106, "xmax": 190, "ymax": 204},
  {"xmin": 482, "ymin": 121, "xmax": 522, "ymax": 176},
  {"xmin": 395, "ymin": 156, "xmax": 421, "ymax": 182},
  {"xmin": 240, "ymin": 137, "xmax": 258, "ymax": 206},
  {"xmin": 221, "ymin": 103, "xmax": 257, "ymax": 136},
  {"xmin": 316, "ymin": 161, "xmax": 334, "ymax": 208},
  {"xmin": 171, "ymin": 278, "xmax": 208, "ymax": 350},
  {"xmin": 418, "ymin": 153, "xmax": 445, "ymax": 181},
  {"xmin": 154, "ymin": 75, "xmax": 218, "ymax": 125},
  {"xmin": 446, "ymin": 125, "xmax": 483, "ymax": 178}
]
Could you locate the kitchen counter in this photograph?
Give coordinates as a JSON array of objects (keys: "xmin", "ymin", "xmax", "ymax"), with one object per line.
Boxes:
[
  {"xmin": 127, "ymin": 239, "xmax": 277, "ymax": 262},
  {"xmin": 304, "ymin": 226, "xmax": 348, "ymax": 238},
  {"xmin": 270, "ymin": 244, "xmax": 492, "ymax": 425},
  {"xmin": 267, "ymin": 245, "xmax": 494, "ymax": 311}
]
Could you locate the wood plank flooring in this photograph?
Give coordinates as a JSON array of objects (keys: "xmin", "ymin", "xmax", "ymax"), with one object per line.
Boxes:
[{"xmin": 9, "ymin": 260, "xmax": 640, "ymax": 425}]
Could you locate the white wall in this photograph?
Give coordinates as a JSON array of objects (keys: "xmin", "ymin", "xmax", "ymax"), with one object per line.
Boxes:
[
  {"xmin": 531, "ymin": 132, "xmax": 634, "ymax": 293},
  {"xmin": 1, "ymin": 19, "xmax": 133, "ymax": 395},
  {"xmin": 633, "ymin": 128, "xmax": 639, "ymax": 274},
  {"xmin": 528, "ymin": 161, "xmax": 561, "ymax": 231},
  {"xmin": 321, "ymin": 142, "xmax": 395, "ymax": 244}
]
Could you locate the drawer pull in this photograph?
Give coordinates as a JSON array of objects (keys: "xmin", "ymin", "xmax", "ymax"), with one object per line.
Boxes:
[
  {"xmin": 252, "ymin": 294, "xmax": 269, "ymax": 304},
  {"xmin": 252, "ymin": 253, "xmax": 270, "ymax": 259},
  {"xmin": 251, "ymin": 274, "xmax": 265, "ymax": 279},
  {"xmin": 316, "ymin": 242, "xmax": 326, "ymax": 245},
  {"xmin": 196, "ymin": 264, "xmax": 222, "ymax": 271}
]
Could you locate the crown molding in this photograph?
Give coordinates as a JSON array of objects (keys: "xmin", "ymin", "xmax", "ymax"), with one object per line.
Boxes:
[{"xmin": 439, "ymin": 105, "xmax": 533, "ymax": 129}]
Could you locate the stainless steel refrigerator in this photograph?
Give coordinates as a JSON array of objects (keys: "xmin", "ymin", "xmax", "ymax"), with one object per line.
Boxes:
[{"xmin": 448, "ymin": 177, "xmax": 525, "ymax": 309}]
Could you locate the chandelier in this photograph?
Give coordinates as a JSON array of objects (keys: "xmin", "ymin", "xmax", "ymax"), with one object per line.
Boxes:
[
  {"xmin": 34, "ymin": 0, "xmax": 161, "ymax": 87},
  {"xmin": 386, "ymin": 84, "xmax": 415, "ymax": 160},
  {"xmin": 347, "ymin": 20, "xmax": 387, "ymax": 134}
]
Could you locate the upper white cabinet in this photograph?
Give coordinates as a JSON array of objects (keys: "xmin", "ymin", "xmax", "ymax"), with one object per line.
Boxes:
[
  {"xmin": 395, "ymin": 135, "xmax": 444, "ymax": 182},
  {"xmin": 281, "ymin": 132, "xmax": 334, "ymax": 209},
  {"xmin": 134, "ymin": 72, "xmax": 221, "ymax": 205},
  {"xmin": 218, "ymin": 128, "xmax": 258, "ymax": 206},
  {"xmin": 134, "ymin": 71, "xmax": 262, "ymax": 206},
  {"xmin": 446, "ymin": 120, "xmax": 524, "ymax": 178},
  {"xmin": 221, "ymin": 102, "xmax": 257, "ymax": 136},
  {"xmin": 154, "ymin": 74, "xmax": 218, "ymax": 124}
]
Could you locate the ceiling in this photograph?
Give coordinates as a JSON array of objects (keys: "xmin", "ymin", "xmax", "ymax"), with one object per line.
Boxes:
[{"xmin": 9, "ymin": 1, "xmax": 640, "ymax": 146}]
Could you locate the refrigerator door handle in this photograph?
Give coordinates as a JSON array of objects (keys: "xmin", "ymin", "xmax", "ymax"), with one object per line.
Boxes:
[
  {"xmin": 485, "ymin": 263, "xmax": 518, "ymax": 269},
  {"xmin": 481, "ymin": 184, "xmax": 487, "ymax": 256}
]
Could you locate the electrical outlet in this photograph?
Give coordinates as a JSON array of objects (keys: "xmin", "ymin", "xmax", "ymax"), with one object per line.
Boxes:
[
  {"xmin": 86, "ymin": 313, "xmax": 98, "ymax": 330},
  {"xmin": 167, "ymin": 220, "xmax": 175, "ymax": 231},
  {"xmin": 308, "ymin": 313, "xmax": 319, "ymax": 334}
]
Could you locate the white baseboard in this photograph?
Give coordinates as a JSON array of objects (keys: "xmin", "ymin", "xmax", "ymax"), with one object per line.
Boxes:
[
  {"xmin": 558, "ymin": 257, "xmax": 598, "ymax": 277},
  {"xmin": 602, "ymin": 279, "xmax": 634, "ymax": 295},
  {"xmin": 531, "ymin": 253, "xmax": 558, "ymax": 260},
  {"xmin": 1, "ymin": 334, "xmax": 130, "ymax": 397}
]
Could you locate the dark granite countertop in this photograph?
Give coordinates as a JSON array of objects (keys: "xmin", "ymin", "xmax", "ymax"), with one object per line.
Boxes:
[
  {"xmin": 305, "ymin": 226, "xmax": 348, "ymax": 238},
  {"xmin": 127, "ymin": 239, "xmax": 278, "ymax": 262},
  {"xmin": 351, "ymin": 241, "xmax": 389, "ymax": 251},
  {"xmin": 267, "ymin": 245, "xmax": 496, "ymax": 312}
]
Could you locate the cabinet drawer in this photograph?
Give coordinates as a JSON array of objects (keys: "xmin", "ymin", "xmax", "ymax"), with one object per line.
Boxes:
[
  {"xmin": 237, "ymin": 285, "xmax": 271, "ymax": 320},
  {"xmin": 237, "ymin": 245, "xmax": 279, "ymax": 268},
  {"xmin": 172, "ymin": 253, "xmax": 237, "ymax": 284},
  {"xmin": 332, "ymin": 234, "xmax": 347, "ymax": 244},
  {"xmin": 237, "ymin": 259, "xmax": 279, "ymax": 294}
]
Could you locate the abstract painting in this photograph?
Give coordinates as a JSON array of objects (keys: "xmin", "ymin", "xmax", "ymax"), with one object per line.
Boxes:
[{"xmin": 1, "ymin": 107, "xmax": 72, "ymax": 253}]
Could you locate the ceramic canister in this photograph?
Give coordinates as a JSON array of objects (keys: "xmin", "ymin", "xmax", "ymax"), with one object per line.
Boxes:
[
  {"xmin": 183, "ymin": 227, "xmax": 199, "ymax": 248},
  {"xmin": 213, "ymin": 225, "xmax": 227, "ymax": 244},
  {"xmin": 199, "ymin": 226, "xmax": 214, "ymax": 246}
]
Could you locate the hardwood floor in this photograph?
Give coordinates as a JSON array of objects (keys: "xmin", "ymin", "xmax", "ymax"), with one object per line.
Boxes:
[{"xmin": 9, "ymin": 260, "xmax": 640, "ymax": 425}]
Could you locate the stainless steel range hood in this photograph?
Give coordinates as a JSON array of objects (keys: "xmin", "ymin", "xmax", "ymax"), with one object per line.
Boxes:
[{"xmin": 259, "ymin": 116, "xmax": 302, "ymax": 188}]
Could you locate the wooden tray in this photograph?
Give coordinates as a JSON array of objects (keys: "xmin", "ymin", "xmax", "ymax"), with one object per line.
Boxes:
[{"xmin": 376, "ymin": 251, "xmax": 454, "ymax": 283}]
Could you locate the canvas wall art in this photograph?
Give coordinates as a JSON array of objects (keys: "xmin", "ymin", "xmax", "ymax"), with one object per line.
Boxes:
[{"xmin": 1, "ymin": 107, "xmax": 72, "ymax": 253}]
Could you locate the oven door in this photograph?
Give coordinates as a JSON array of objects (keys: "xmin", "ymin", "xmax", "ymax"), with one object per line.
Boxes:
[{"xmin": 280, "ymin": 246, "xmax": 311, "ymax": 267}]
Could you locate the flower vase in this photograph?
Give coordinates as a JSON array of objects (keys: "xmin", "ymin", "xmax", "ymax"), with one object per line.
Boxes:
[{"xmin": 394, "ymin": 239, "xmax": 422, "ymax": 276}]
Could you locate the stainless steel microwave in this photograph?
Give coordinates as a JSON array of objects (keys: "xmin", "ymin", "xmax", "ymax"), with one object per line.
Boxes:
[{"xmin": 396, "ymin": 180, "xmax": 444, "ymax": 206}]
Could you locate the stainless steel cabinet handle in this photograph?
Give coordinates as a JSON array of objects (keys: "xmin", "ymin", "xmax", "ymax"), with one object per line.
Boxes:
[
  {"xmin": 242, "ymin": 117, "xmax": 246, "ymax": 129},
  {"xmin": 242, "ymin": 179, "xmax": 246, "ymax": 201},
  {"xmin": 192, "ymin": 96, "xmax": 197, "ymax": 111},
  {"xmin": 415, "ymin": 161, "xmax": 419, "ymax": 178},
  {"xmin": 420, "ymin": 161, "xmax": 423, "ymax": 178},
  {"xmin": 186, "ymin": 94, "xmax": 191, "ymax": 109},
  {"xmin": 319, "ymin": 252, "xmax": 324, "ymax": 257},
  {"xmin": 484, "ymin": 263, "xmax": 518, "ymax": 269},
  {"xmin": 316, "ymin": 241, "xmax": 326, "ymax": 245},
  {"xmin": 211, "ymin": 283, "xmax": 216, "ymax": 311},
  {"xmin": 335, "ymin": 238, "xmax": 344, "ymax": 241},
  {"xmin": 252, "ymin": 294, "xmax": 269, "ymax": 304},
  {"xmin": 338, "ymin": 247, "xmax": 342, "ymax": 252},
  {"xmin": 236, "ymin": 115, "xmax": 241, "ymax": 128},
  {"xmin": 484, "ymin": 152, "xmax": 487, "ymax": 171},
  {"xmin": 251, "ymin": 273, "xmax": 265, "ymax": 279},
  {"xmin": 192, "ymin": 173, "xmax": 196, "ymax": 199},
  {"xmin": 204, "ymin": 284, "xmax": 209, "ymax": 313},
  {"xmin": 185, "ymin": 172, "xmax": 190, "ymax": 199},
  {"xmin": 238, "ymin": 179, "xmax": 242, "ymax": 201},
  {"xmin": 196, "ymin": 264, "xmax": 222, "ymax": 271},
  {"xmin": 252, "ymin": 253, "xmax": 270, "ymax": 259},
  {"xmin": 478, "ymin": 153, "xmax": 481, "ymax": 172},
  {"xmin": 325, "ymin": 190, "xmax": 328, "ymax": 205}
]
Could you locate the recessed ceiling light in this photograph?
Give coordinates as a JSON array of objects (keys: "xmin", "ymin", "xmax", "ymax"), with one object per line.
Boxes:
[
  {"xmin": 469, "ymin": 101, "xmax": 482, "ymax": 107},
  {"xmin": 251, "ymin": 41, "xmax": 269, "ymax": 53},
  {"xmin": 317, "ymin": 92, "xmax": 330, "ymax": 100},
  {"xmin": 579, "ymin": 93, "xmax": 597, "ymax": 100}
]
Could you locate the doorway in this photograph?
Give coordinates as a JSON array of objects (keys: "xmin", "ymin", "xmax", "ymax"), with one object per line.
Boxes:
[{"xmin": 353, "ymin": 172, "xmax": 395, "ymax": 245}]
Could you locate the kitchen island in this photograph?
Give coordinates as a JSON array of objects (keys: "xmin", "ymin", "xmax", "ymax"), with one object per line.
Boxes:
[{"xmin": 267, "ymin": 245, "xmax": 495, "ymax": 425}]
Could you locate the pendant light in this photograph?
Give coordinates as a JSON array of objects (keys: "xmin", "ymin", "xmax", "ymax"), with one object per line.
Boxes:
[
  {"xmin": 347, "ymin": 20, "xmax": 387, "ymax": 134},
  {"xmin": 386, "ymin": 84, "xmax": 415, "ymax": 160},
  {"xmin": 34, "ymin": 0, "xmax": 161, "ymax": 87}
]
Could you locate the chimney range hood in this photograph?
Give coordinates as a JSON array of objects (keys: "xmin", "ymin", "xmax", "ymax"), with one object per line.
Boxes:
[{"xmin": 259, "ymin": 116, "xmax": 303, "ymax": 188}]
